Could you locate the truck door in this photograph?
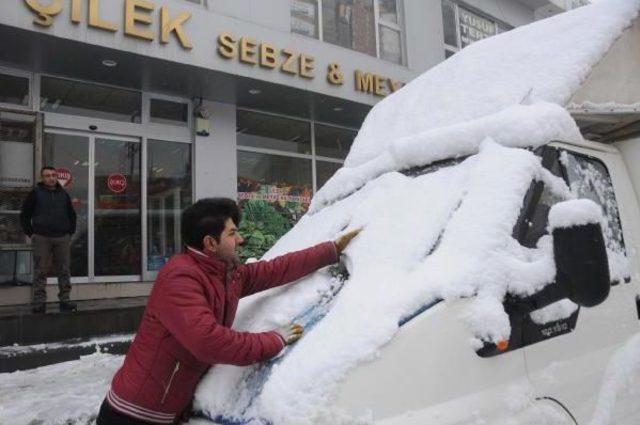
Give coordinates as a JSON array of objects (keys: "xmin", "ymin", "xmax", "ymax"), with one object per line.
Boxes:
[{"xmin": 521, "ymin": 145, "xmax": 639, "ymax": 424}]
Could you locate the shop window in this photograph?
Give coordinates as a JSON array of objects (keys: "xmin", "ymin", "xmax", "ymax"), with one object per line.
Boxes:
[
  {"xmin": 292, "ymin": 0, "xmax": 320, "ymax": 38},
  {"xmin": 147, "ymin": 140, "xmax": 192, "ymax": 271},
  {"xmin": 314, "ymin": 123, "xmax": 356, "ymax": 159},
  {"xmin": 40, "ymin": 76, "xmax": 142, "ymax": 123},
  {"xmin": 458, "ymin": 7, "xmax": 496, "ymax": 48},
  {"xmin": 0, "ymin": 73, "xmax": 30, "ymax": 107},
  {"xmin": 150, "ymin": 98, "xmax": 189, "ymax": 126},
  {"xmin": 317, "ymin": 160, "xmax": 342, "ymax": 190},
  {"xmin": 0, "ymin": 117, "xmax": 35, "ymax": 286},
  {"xmin": 237, "ymin": 110, "xmax": 312, "ymax": 154},
  {"xmin": 237, "ymin": 151, "xmax": 312, "ymax": 261},
  {"xmin": 379, "ymin": 25, "xmax": 403, "ymax": 64}
]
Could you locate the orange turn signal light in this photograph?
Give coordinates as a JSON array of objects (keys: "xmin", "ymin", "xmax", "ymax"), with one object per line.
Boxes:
[{"xmin": 497, "ymin": 340, "xmax": 509, "ymax": 351}]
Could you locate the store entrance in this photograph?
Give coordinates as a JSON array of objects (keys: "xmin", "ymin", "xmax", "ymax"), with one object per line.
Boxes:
[{"xmin": 44, "ymin": 130, "xmax": 141, "ymax": 282}]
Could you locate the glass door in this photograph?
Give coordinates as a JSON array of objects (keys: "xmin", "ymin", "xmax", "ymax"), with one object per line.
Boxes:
[
  {"xmin": 94, "ymin": 137, "xmax": 141, "ymax": 280},
  {"xmin": 43, "ymin": 131, "xmax": 141, "ymax": 282}
]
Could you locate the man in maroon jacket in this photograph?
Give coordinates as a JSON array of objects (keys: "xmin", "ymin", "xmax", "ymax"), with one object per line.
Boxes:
[{"xmin": 97, "ymin": 198, "xmax": 360, "ymax": 424}]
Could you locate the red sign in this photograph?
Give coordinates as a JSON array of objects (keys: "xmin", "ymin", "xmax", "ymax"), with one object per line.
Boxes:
[
  {"xmin": 56, "ymin": 168, "xmax": 72, "ymax": 188},
  {"xmin": 107, "ymin": 173, "xmax": 127, "ymax": 193}
]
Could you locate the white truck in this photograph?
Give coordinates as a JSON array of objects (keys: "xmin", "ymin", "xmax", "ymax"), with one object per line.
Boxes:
[{"xmin": 194, "ymin": 1, "xmax": 640, "ymax": 424}]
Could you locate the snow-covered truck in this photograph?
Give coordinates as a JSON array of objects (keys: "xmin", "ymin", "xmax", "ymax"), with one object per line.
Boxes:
[{"xmin": 191, "ymin": 1, "xmax": 640, "ymax": 424}]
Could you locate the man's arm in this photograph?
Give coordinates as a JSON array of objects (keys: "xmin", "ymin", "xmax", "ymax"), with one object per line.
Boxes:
[
  {"xmin": 154, "ymin": 267, "xmax": 285, "ymax": 366},
  {"xmin": 65, "ymin": 193, "xmax": 77, "ymax": 235},
  {"xmin": 239, "ymin": 241, "xmax": 338, "ymax": 298},
  {"xmin": 19, "ymin": 190, "xmax": 36, "ymax": 237}
]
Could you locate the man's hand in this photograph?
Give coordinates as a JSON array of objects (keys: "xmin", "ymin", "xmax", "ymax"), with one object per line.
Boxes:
[
  {"xmin": 276, "ymin": 323, "xmax": 304, "ymax": 345},
  {"xmin": 334, "ymin": 228, "xmax": 362, "ymax": 254}
]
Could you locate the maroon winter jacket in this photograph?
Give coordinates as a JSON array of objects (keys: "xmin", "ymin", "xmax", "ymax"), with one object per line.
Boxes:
[{"xmin": 106, "ymin": 241, "xmax": 338, "ymax": 424}]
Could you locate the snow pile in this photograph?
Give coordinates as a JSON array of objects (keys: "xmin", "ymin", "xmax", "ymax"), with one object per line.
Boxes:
[
  {"xmin": 0, "ymin": 352, "xmax": 123, "ymax": 424},
  {"xmin": 530, "ymin": 299, "xmax": 579, "ymax": 325},
  {"xmin": 548, "ymin": 198, "xmax": 604, "ymax": 229},
  {"xmin": 310, "ymin": 0, "xmax": 640, "ymax": 212},
  {"xmin": 590, "ymin": 333, "xmax": 640, "ymax": 425},
  {"xmin": 310, "ymin": 102, "xmax": 581, "ymax": 212},
  {"xmin": 195, "ymin": 141, "xmax": 572, "ymax": 423}
]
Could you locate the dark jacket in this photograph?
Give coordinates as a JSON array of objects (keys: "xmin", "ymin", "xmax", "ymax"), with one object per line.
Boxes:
[
  {"xmin": 20, "ymin": 182, "xmax": 77, "ymax": 237},
  {"xmin": 107, "ymin": 241, "xmax": 338, "ymax": 424}
]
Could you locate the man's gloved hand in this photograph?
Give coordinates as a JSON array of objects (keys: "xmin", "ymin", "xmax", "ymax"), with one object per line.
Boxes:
[
  {"xmin": 276, "ymin": 323, "xmax": 304, "ymax": 345},
  {"xmin": 334, "ymin": 228, "xmax": 362, "ymax": 254}
]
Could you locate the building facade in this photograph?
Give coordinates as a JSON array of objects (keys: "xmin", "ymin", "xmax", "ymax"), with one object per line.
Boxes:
[{"xmin": 0, "ymin": 0, "xmax": 586, "ymax": 305}]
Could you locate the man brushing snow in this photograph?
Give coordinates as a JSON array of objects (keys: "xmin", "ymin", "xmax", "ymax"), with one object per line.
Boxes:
[{"xmin": 97, "ymin": 198, "xmax": 360, "ymax": 424}]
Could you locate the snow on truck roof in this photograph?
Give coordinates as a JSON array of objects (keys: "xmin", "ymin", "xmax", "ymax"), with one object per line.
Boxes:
[{"xmin": 195, "ymin": 1, "xmax": 639, "ymax": 423}]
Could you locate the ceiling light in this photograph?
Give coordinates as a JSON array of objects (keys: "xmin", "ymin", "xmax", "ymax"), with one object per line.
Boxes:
[
  {"xmin": 102, "ymin": 59, "xmax": 118, "ymax": 67},
  {"xmin": 248, "ymin": 89, "xmax": 261, "ymax": 95},
  {"xmin": 333, "ymin": 106, "xmax": 344, "ymax": 112}
]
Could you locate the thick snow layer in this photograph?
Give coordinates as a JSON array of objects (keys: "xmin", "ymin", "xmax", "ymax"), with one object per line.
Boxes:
[
  {"xmin": 195, "ymin": 141, "xmax": 574, "ymax": 423},
  {"xmin": 344, "ymin": 0, "xmax": 640, "ymax": 169},
  {"xmin": 548, "ymin": 199, "xmax": 604, "ymax": 229},
  {"xmin": 310, "ymin": 102, "xmax": 581, "ymax": 213},
  {"xmin": 0, "ymin": 352, "xmax": 123, "ymax": 424}
]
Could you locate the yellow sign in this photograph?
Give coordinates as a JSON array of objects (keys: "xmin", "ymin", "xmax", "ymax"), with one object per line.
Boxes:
[
  {"xmin": 23, "ymin": 1, "xmax": 404, "ymax": 97},
  {"xmin": 24, "ymin": 0, "xmax": 193, "ymax": 49}
]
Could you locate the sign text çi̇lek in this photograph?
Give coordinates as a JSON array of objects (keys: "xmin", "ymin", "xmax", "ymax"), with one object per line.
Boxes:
[{"xmin": 23, "ymin": 0, "xmax": 404, "ymax": 97}]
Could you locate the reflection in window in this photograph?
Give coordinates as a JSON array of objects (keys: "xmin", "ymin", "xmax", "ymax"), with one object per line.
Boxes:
[
  {"xmin": 237, "ymin": 110, "xmax": 311, "ymax": 154},
  {"xmin": 0, "ymin": 73, "xmax": 29, "ymax": 106},
  {"xmin": 41, "ymin": 76, "xmax": 142, "ymax": 123},
  {"xmin": 292, "ymin": 0, "xmax": 319, "ymax": 38},
  {"xmin": 150, "ymin": 99, "xmax": 188, "ymax": 126},
  {"xmin": 314, "ymin": 124, "xmax": 356, "ymax": 159},
  {"xmin": 317, "ymin": 161, "xmax": 342, "ymax": 190},
  {"xmin": 441, "ymin": 0, "xmax": 457, "ymax": 48},
  {"xmin": 323, "ymin": 0, "xmax": 377, "ymax": 57},
  {"xmin": 237, "ymin": 151, "xmax": 312, "ymax": 260},
  {"xmin": 147, "ymin": 141, "xmax": 192, "ymax": 271},
  {"xmin": 379, "ymin": 25, "xmax": 403, "ymax": 64}
]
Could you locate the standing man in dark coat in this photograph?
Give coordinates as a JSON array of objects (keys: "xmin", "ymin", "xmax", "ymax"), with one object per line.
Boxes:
[
  {"xmin": 96, "ymin": 198, "xmax": 360, "ymax": 424},
  {"xmin": 20, "ymin": 166, "xmax": 77, "ymax": 314}
]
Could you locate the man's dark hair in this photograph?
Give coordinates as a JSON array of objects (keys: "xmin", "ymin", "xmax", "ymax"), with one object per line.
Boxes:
[
  {"xmin": 181, "ymin": 198, "xmax": 241, "ymax": 250},
  {"xmin": 41, "ymin": 166, "xmax": 56, "ymax": 175}
]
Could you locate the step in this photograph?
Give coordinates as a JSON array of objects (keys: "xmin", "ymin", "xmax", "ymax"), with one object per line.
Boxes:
[
  {"xmin": 0, "ymin": 333, "xmax": 133, "ymax": 373},
  {"xmin": 0, "ymin": 297, "xmax": 147, "ymax": 346}
]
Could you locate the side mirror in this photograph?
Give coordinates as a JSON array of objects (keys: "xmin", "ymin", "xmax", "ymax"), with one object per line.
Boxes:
[
  {"xmin": 552, "ymin": 220, "xmax": 610, "ymax": 307},
  {"xmin": 508, "ymin": 200, "xmax": 610, "ymax": 313}
]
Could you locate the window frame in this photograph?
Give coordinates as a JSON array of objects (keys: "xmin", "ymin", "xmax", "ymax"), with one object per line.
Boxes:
[
  {"xmin": 0, "ymin": 67, "xmax": 34, "ymax": 111},
  {"xmin": 291, "ymin": 0, "xmax": 407, "ymax": 66}
]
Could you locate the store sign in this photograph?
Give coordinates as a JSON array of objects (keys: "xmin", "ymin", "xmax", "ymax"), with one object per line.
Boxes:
[
  {"xmin": 56, "ymin": 167, "xmax": 72, "ymax": 187},
  {"xmin": 107, "ymin": 173, "xmax": 127, "ymax": 193},
  {"xmin": 458, "ymin": 8, "xmax": 496, "ymax": 48},
  {"xmin": 23, "ymin": 0, "xmax": 405, "ymax": 98},
  {"xmin": 0, "ymin": 142, "xmax": 33, "ymax": 188},
  {"xmin": 23, "ymin": 0, "xmax": 193, "ymax": 49}
]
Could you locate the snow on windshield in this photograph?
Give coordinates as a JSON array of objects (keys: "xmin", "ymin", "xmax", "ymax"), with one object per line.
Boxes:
[{"xmin": 194, "ymin": 141, "xmax": 571, "ymax": 423}]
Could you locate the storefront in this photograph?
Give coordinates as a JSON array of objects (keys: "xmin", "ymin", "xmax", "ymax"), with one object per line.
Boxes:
[{"xmin": 0, "ymin": 0, "xmax": 573, "ymax": 304}]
